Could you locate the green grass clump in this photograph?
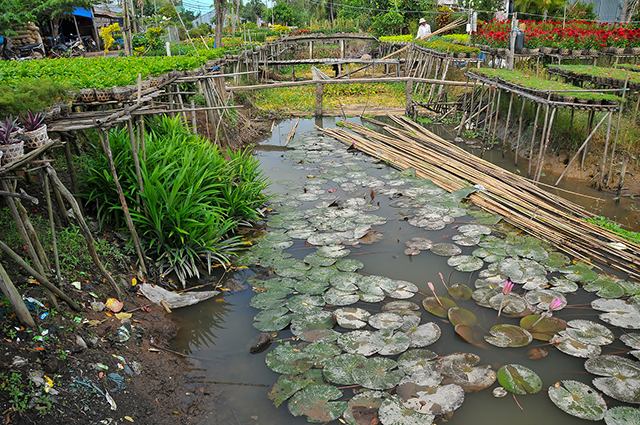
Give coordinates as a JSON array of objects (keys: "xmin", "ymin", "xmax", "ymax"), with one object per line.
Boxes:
[{"xmin": 586, "ymin": 216, "xmax": 640, "ymax": 245}]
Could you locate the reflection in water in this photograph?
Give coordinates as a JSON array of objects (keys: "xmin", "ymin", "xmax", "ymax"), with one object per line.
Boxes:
[{"xmin": 170, "ymin": 118, "xmax": 637, "ymax": 425}]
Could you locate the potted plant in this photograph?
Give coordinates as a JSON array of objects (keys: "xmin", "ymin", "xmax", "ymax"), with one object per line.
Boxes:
[
  {"xmin": 19, "ymin": 110, "xmax": 49, "ymax": 149},
  {"xmin": 0, "ymin": 116, "xmax": 25, "ymax": 165}
]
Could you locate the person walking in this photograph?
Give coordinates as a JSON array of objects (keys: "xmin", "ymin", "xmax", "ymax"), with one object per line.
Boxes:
[{"xmin": 416, "ymin": 18, "xmax": 431, "ymax": 39}]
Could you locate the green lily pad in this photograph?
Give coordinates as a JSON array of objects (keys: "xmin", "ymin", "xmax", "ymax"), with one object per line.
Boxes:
[
  {"xmin": 352, "ymin": 357, "xmax": 405, "ymax": 390},
  {"xmin": 338, "ymin": 330, "xmax": 384, "ymax": 356},
  {"xmin": 406, "ymin": 323, "xmax": 441, "ymax": 348},
  {"xmin": 558, "ymin": 263, "xmax": 599, "ymax": 283},
  {"xmin": 400, "ymin": 383, "xmax": 465, "ymax": 415},
  {"xmin": 604, "ymin": 406, "xmax": 640, "ymax": 425},
  {"xmin": 549, "ymin": 278, "xmax": 579, "ymax": 293},
  {"xmin": 430, "ymin": 243, "xmax": 462, "ymax": 257},
  {"xmin": 276, "ymin": 260, "xmax": 314, "ymax": 277},
  {"xmin": 454, "ymin": 324, "xmax": 487, "ymax": 349},
  {"xmin": 548, "ymin": 380, "xmax": 607, "ymax": 421},
  {"xmin": 457, "ymin": 224, "xmax": 492, "ymax": 237},
  {"xmin": 447, "ymin": 255, "xmax": 484, "ymax": 272},
  {"xmin": 266, "ymin": 342, "xmax": 314, "ymax": 374},
  {"xmin": 268, "ymin": 371, "xmax": 319, "ymax": 407},
  {"xmin": 565, "ymin": 319, "xmax": 615, "ymax": 346},
  {"xmin": 448, "ymin": 284, "xmax": 473, "ymax": 300},
  {"xmin": 584, "ymin": 275, "xmax": 626, "ymax": 298},
  {"xmin": 324, "ymin": 288, "xmax": 360, "ymax": 306},
  {"xmin": 288, "ymin": 384, "xmax": 347, "ymax": 423},
  {"xmin": 437, "ymin": 352, "xmax": 497, "ymax": 392},
  {"xmin": 303, "ymin": 342, "xmax": 341, "ymax": 367},
  {"xmin": 378, "ymin": 394, "xmax": 435, "ymax": 425},
  {"xmin": 592, "ymin": 298, "xmax": 640, "ymax": 329},
  {"xmin": 304, "ymin": 252, "xmax": 338, "ymax": 267},
  {"xmin": 336, "ymin": 258, "xmax": 365, "ymax": 272},
  {"xmin": 497, "ymin": 258, "xmax": 547, "ymax": 285},
  {"xmin": 369, "ymin": 313, "xmax": 404, "ymax": 330},
  {"xmin": 294, "ymin": 279, "xmax": 330, "ymax": 295},
  {"xmin": 377, "ymin": 329, "xmax": 412, "ymax": 356},
  {"xmin": 323, "ymin": 353, "xmax": 366, "ymax": 385},
  {"xmin": 524, "ymin": 289, "xmax": 566, "ymax": 311},
  {"xmin": 342, "ymin": 391, "xmax": 387, "ymax": 425},
  {"xmin": 497, "ymin": 364, "xmax": 542, "ymax": 395},
  {"xmin": 250, "ymin": 290, "xmax": 289, "ymax": 310},
  {"xmin": 485, "ymin": 324, "xmax": 533, "ymax": 348},
  {"xmin": 506, "ymin": 242, "xmax": 549, "ymax": 261},
  {"xmin": 553, "ymin": 332, "xmax": 602, "ymax": 358},
  {"xmin": 447, "ymin": 307, "xmax": 477, "ymax": 326},
  {"xmin": 488, "ymin": 293, "xmax": 528, "ymax": 315},
  {"xmin": 388, "ymin": 280, "xmax": 418, "ymax": 299},
  {"xmin": 329, "ymin": 272, "xmax": 361, "ymax": 291},
  {"xmin": 291, "ymin": 311, "xmax": 336, "ymax": 341},
  {"xmin": 422, "ymin": 296, "xmax": 457, "ymax": 318},
  {"xmin": 383, "ymin": 300, "xmax": 422, "ymax": 317},
  {"xmin": 542, "ymin": 251, "xmax": 571, "ymax": 270},
  {"xmin": 585, "ymin": 355, "xmax": 640, "ymax": 403},
  {"xmin": 520, "ymin": 315, "xmax": 567, "ymax": 341},
  {"xmin": 335, "ymin": 307, "xmax": 371, "ymax": 329},
  {"xmin": 253, "ymin": 307, "xmax": 292, "ymax": 332},
  {"xmin": 316, "ymin": 244, "xmax": 351, "ymax": 258},
  {"xmin": 397, "ymin": 349, "xmax": 438, "ymax": 375},
  {"xmin": 451, "ymin": 234, "xmax": 480, "ymax": 246},
  {"xmin": 621, "ymin": 334, "xmax": 640, "ymax": 350},
  {"xmin": 306, "ymin": 266, "xmax": 339, "ymax": 282},
  {"xmin": 472, "ymin": 247, "xmax": 508, "ymax": 263},
  {"xmin": 405, "ymin": 237, "xmax": 434, "ymax": 251},
  {"xmin": 358, "ymin": 275, "xmax": 398, "ymax": 296},
  {"xmin": 287, "ymin": 295, "xmax": 324, "ymax": 314}
]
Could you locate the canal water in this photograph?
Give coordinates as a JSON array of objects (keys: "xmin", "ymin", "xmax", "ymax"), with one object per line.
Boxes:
[{"xmin": 169, "ymin": 118, "xmax": 637, "ymax": 425}]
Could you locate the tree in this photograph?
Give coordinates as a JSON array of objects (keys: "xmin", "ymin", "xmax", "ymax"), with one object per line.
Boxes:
[
  {"xmin": 513, "ymin": 0, "xmax": 567, "ymax": 19},
  {"xmin": 241, "ymin": 0, "xmax": 265, "ymax": 23},
  {"xmin": 0, "ymin": 0, "xmax": 35, "ymax": 34},
  {"xmin": 28, "ymin": 0, "xmax": 101, "ymax": 37},
  {"xmin": 214, "ymin": 0, "xmax": 227, "ymax": 48},
  {"xmin": 272, "ymin": 1, "xmax": 296, "ymax": 25}
]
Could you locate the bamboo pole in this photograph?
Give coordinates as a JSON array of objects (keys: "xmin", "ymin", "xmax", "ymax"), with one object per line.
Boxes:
[
  {"xmin": 607, "ymin": 70, "xmax": 630, "ymax": 187},
  {"xmin": 0, "ymin": 262, "xmax": 35, "ymax": 327},
  {"xmin": 127, "ymin": 112, "xmax": 145, "ymax": 197},
  {"xmin": 502, "ymin": 92, "xmax": 515, "ymax": 157},
  {"xmin": 535, "ymin": 107, "xmax": 557, "ymax": 183},
  {"xmin": 490, "ymin": 89, "xmax": 502, "ymax": 146},
  {"xmin": 515, "ymin": 98, "xmax": 526, "ymax": 165},
  {"xmin": 528, "ymin": 104, "xmax": 542, "ymax": 178},
  {"xmin": 599, "ymin": 111, "xmax": 614, "ymax": 190},
  {"xmin": 190, "ymin": 100, "xmax": 198, "ymax": 134},
  {"xmin": 44, "ymin": 174, "xmax": 62, "ymax": 284},
  {"xmin": 534, "ymin": 97, "xmax": 551, "ymax": 179},
  {"xmin": 475, "ymin": 83, "xmax": 486, "ymax": 130},
  {"xmin": 616, "ymin": 157, "xmax": 628, "ymax": 203}
]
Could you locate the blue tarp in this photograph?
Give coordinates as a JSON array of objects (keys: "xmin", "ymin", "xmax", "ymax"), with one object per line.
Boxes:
[{"xmin": 73, "ymin": 7, "xmax": 93, "ymax": 19}]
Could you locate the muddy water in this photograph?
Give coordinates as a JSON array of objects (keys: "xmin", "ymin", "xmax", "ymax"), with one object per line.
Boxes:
[{"xmin": 170, "ymin": 118, "xmax": 632, "ymax": 425}]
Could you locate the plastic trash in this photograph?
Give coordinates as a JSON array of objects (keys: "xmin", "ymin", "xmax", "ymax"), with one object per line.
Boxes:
[
  {"xmin": 105, "ymin": 298, "xmax": 124, "ymax": 313},
  {"xmin": 76, "ymin": 335, "xmax": 88, "ymax": 349},
  {"xmin": 117, "ymin": 325, "xmax": 130, "ymax": 342},
  {"xmin": 140, "ymin": 283, "xmax": 219, "ymax": 309},
  {"xmin": 71, "ymin": 281, "xmax": 82, "ymax": 290},
  {"xmin": 91, "ymin": 301, "xmax": 106, "ymax": 312},
  {"xmin": 107, "ymin": 373, "xmax": 126, "ymax": 392},
  {"xmin": 105, "ymin": 390, "xmax": 117, "ymax": 410}
]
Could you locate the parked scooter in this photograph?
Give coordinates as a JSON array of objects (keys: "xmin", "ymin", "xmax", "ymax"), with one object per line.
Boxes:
[
  {"xmin": 15, "ymin": 42, "xmax": 45, "ymax": 59},
  {"xmin": 81, "ymin": 35, "xmax": 98, "ymax": 52},
  {"xmin": 50, "ymin": 34, "xmax": 85, "ymax": 57},
  {"xmin": 0, "ymin": 35, "xmax": 16, "ymax": 60}
]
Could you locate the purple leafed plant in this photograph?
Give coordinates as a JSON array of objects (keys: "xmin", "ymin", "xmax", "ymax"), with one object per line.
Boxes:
[
  {"xmin": 19, "ymin": 110, "xmax": 45, "ymax": 132},
  {"xmin": 0, "ymin": 116, "xmax": 20, "ymax": 146}
]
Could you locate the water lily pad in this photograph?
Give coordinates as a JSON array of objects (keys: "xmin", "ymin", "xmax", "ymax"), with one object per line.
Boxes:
[
  {"xmin": 342, "ymin": 391, "xmax": 387, "ymax": 425},
  {"xmin": 383, "ymin": 300, "xmax": 422, "ymax": 317},
  {"xmin": 397, "ymin": 349, "xmax": 438, "ymax": 374},
  {"xmin": 307, "ymin": 232, "xmax": 344, "ymax": 246},
  {"xmin": 400, "ymin": 383, "xmax": 465, "ymax": 415},
  {"xmin": 447, "ymin": 255, "xmax": 484, "ymax": 272},
  {"xmin": 388, "ymin": 280, "xmax": 418, "ymax": 299},
  {"xmin": 448, "ymin": 284, "xmax": 473, "ymax": 300},
  {"xmin": 621, "ymin": 334, "xmax": 640, "ymax": 350},
  {"xmin": 405, "ymin": 238, "xmax": 433, "ymax": 251},
  {"xmin": 336, "ymin": 258, "xmax": 365, "ymax": 272},
  {"xmin": 335, "ymin": 307, "xmax": 371, "ymax": 329},
  {"xmin": 451, "ymin": 234, "xmax": 480, "ymax": 246},
  {"xmin": 294, "ymin": 279, "xmax": 330, "ymax": 295},
  {"xmin": 377, "ymin": 329, "xmax": 412, "ymax": 356},
  {"xmin": 543, "ymin": 252, "xmax": 571, "ymax": 270},
  {"xmin": 352, "ymin": 357, "xmax": 405, "ymax": 390},
  {"xmin": 253, "ymin": 307, "xmax": 292, "ymax": 332},
  {"xmin": 288, "ymin": 384, "xmax": 347, "ymax": 423},
  {"xmin": 306, "ymin": 266, "xmax": 339, "ymax": 282},
  {"xmin": 520, "ymin": 315, "xmax": 567, "ymax": 341},
  {"xmin": 497, "ymin": 364, "xmax": 542, "ymax": 395},
  {"xmin": 398, "ymin": 369, "xmax": 443, "ymax": 388},
  {"xmin": 369, "ymin": 313, "xmax": 405, "ymax": 330},
  {"xmin": 323, "ymin": 353, "xmax": 366, "ymax": 385},
  {"xmin": 266, "ymin": 342, "xmax": 313, "ymax": 374},
  {"xmin": 548, "ymin": 380, "xmax": 607, "ymax": 421},
  {"xmin": 497, "ymin": 258, "xmax": 547, "ymax": 285},
  {"xmin": 585, "ymin": 355, "xmax": 640, "ymax": 403},
  {"xmin": 485, "ymin": 324, "xmax": 533, "ymax": 348},
  {"xmin": 358, "ymin": 275, "xmax": 398, "ymax": 296},
  {"xmin": 338, "ymin": 330, "xmax": 383, "ymax": 356},
  {"xmin": 287, "ymin": 295, "xmax": 324, "ymax": 314},
  {"xmin": 323, "ymin": 285, "xmax": 359, "ymax": 305},
  {"xmin": 472, "ymin": 247, "xmax": 507, "ymax": 263},
  {"xmin": 558, "ymin": 263, "xmax": 599, "ymax": 283},
  {"xmin": 506, "ymin": 242, "xmax": 549, "ymax": 261},
  {"xmin": 488, "ymin": 293, "xmax": 528, "ymax": 315},
  {"xmin": 250, "ymin": 290, "xmax": 289, "ymax": 310},
  {"xmin": 454, "ymin": 324, "xmax": 487, "ymax": 348},
  {"xmin": 329, "ymin": 273, "xmax": 361, "ymax": 291},
  {"xmin": 592, "ymin": 298, "xmax": 640, "ymax": 329},
  {"xmin": 316, "ymin": 244, "xmax": 351, "ymax": 259},
  {"xmin": 268, "ymin": 371, "xmax": 318, "ymax": 407},
  {"xmin": 437, "ymin": 352, "xmax": 497, "ymax": 392},
  {"xmin": 291, "ymin": 311, "xmax": 335, "ymax": 341},
  {"xmin": 378, "ymin": 394, "xmax": 435, "ymax": 425},
  {"xmin": 447, "ymin": 307, "xmax": 477, "ymax": 326},
  {"xmin": 422, "ymin": 296, "xmax": 457, "ymax": 318},
  {"xmin": 304, "ymin": 252, "xmax": 337, "ymax": 267},
  {"xmin": 549, "ymin": 278, "xmax": 579, "ymax": 293},
  {"xmin": 406, "ymin": 323, "xmax": 441, "ymax": 348},
  {"xmin": 524, "ymin": 289, "xmax": 566, "ymax": 311},
  {"xmin": 584, "ymin": 275, "xmax": 626, "ymax": 298},
  {"xmin": 430, "ymin": 243, "xmax": 462, "ymax": 257},
  {"xmin": 565, "ymin": 319, "xmax": 615, "ymax": 346},
  {"xmin": 458, "ymin": 224, "xmax": 492, "ymax": 237},
  {"xmin": 553, "ymin": 332, "xmax": 602, "ymax": 358},
  {"xmin": 604, "ymin": 406, "xmax": 640, "ymax": 425},
  {"xmin": 303, "ymin": 342, "xmax": 342, "ymax": 367}
]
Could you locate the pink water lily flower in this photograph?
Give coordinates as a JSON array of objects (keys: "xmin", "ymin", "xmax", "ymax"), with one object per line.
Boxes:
[
  {"xmin": 502, "ymin": 280, "xmax": 514, "ymax": 295},
  {"xmin": 549, "ymin": 297, "xmax": 564, "ymax": 311}
]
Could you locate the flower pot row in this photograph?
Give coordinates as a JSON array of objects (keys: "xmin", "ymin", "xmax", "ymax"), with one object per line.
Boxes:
[{"xmin": 0, "ymin": 122, "xmax": 50, "ymax": 166}]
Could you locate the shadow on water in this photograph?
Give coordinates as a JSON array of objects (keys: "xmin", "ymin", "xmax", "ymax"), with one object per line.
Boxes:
[{"xmin": 170, "ymin": 117, "xmax": 636, "ymax": 425}]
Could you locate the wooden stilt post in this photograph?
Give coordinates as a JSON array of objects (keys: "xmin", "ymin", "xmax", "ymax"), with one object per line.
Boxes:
[
  {"xmin": 515, "ymin": 98, "xmax": 526, "ymax": 165},
  {"xmin": 599, "ymin": 111, "xmax": 614, "ymax": 190},
  {"xmin": 44, "ymin": 174, "xmax": 62, "ymax": 284},
  {"xmin": 616, "ymin": 157, "xmax": 628, "ymax": 202},
  {"xmin": 502, "ymin": 92, "xmax": 515, "ymax": 156},
  {"xmin": 190, "ymin": 100, "xmax": 198, "ymax": 134},
  {"xmin": 0, "ymin": 262, "xmax": 35, "ymax": 327},
  {"xmin": 139, "ymin": 116, "xmax": 146, "ymax": 162},
  {"xmin": 490, "ymin": 89, "xmax": 502, "ymax": 146},
  {"xmin": 528, "ymin": 103, "xmax": 542, "ymax": 178},
  {"xmin": 457, "ymin": 77, "xmax": 472, "ymax": 137},
  {"xmin": 126, "ymin": 112, "xmax": 145, "ymax": 196},
  {"xmin": 607, "ymin": 71, "xmax": 630, "ymax": 186},
  {"xmin": 405, "ymin": 79, "xmax": 413, "ymax": 117},
  {"xmin": 474, "ymin": 84, "xmax": 486, "ymax": 130},
  {"xmin": 482, "ymin": 86, "xmax": 496, "ymax": 135},
  {"xmin": 581, "ymin": 109, "xmax": 595, "ymax": 169},
  {"xmin": 62, "ymin": 136, "xmax": 82, "ymax": 210},
  {"xmin": 315, "ymin": 82, "xmax": 324, "ymax": 117},
  {"xmin": 535, "ymin": 107, "xmax": 557, "ymax": 182},
  {"xmin": 535, "ymin": 95, "xmax": 552, "ymax": 179}
]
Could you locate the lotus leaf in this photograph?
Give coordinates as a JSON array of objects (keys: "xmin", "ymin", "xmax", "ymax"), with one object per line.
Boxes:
[
  {"xmin": 401, "ymin": 383, "xmax": 465, "ymax": 415},
  {"xmin": 388, "ymin": 280, "xmax": 419, "ymax": 299},
  {"xmin": 265, "ymin": 342, "xmax": 314, "ymax": 374},
  {"xmin": 338, "ymin": 330, "xmax": 384, "ymax": 356},
  {"xmin": 497, "ymin": 258, "xmax": 547, "ymax": 284},
  {"xmin": 520, "ymin": 315, "xmax": 567, "ymax": 341},
  {"xmin": 294, "ymin": 279, "xmax": 330, "ymax": 295},
  {"xmin": 288, "ymin": 384, "xmax": 347, "ymax": 423},
  {"xmin": 378, "ymin": 394, "xmax": 435, "ymax": 425},
  {"xmin": 397, "ymin": 349, "xmax": 438, "ymax": 374},
  {"xmin": 290, "ymin": 311, "xmax": 335, "ymax": 341},
  {"xmin": 548, "ymin": 380, "xmax": 607, "ymax": 421},
  {"xmin": 358, "ymin": 275, "xmax": 398, "ymax": 296},
  {"xmin": 604, "ymin": 406, "xmax": 640, "ymax": 425},
  {"xmin": 430, "ymin": 243, "xmax": 462, "ymax": 257},
  {"xmin": 506, "ymin": 242, "xmax": 549, "ymax": 261},
  {"xmin": 550, "ymin": 278, "xmax": 579, "ymax": 293},
  {"xmin": 447, "ymin": 255, "xmax": 484, "ymax": 272},
  {"xmin": 304, "ymin": 252, "xmax": 337, "ymax": 267},
  {"xmin": 406, "ymin": 322, "xmax": 441, "ymax": 348},
  {"xmin": 457, "ymin": 224, "xmax": 492, "ymax": 237},
  {"xmin": 497, "ymin": 364, "xmax": 542, "ymax": 395},
  {"xmin": 565, "ymin": 319, "xmax": 614, "ymax": 346},
  {"xmin": 303, "ymin": 342, "xmax": 342, "ymax": 367},
  {"xmin": 352, "ymin": 357, "xmax": 405, "ymax": 390},
  {"xmin": 253, "ymin": 307, "xmax": 292, "ymax": 332},
  {"xmin": 454, "ymin": 325, "xmax": 487, "ymax": 348},
  {"xmin": 591, "ymin": 298, "xmax": 640, "ymax": 329},
  {"xmin": 383, "ymin": 300, "xmax": 422, "ymax": 316},
  {"xmin": 524, "ymin": 289, "xmax": 566, "ymax": 311},
  {"xmin": 422, "ymin": 296, "xmax": 457, "ymax": 318},
  {"xmin": 335, "ymin": 307, "xmax": 371, "ymax": 329},
  {"xmin": 377, "ymin": 329, "xmax": 412, "ymax": 356},
  {"xmin": 558, "ymin": 263, "xmax": 599, "ymax": 282},
  {"xmin": 553, "ymin": 332, "xmax": 602, "ymax": 358},
  {"xmin": 405, "ymin": 237, "xmax": 433, "ymax": 251},
  {"xmin": 485, "ymin": 324, "xmax": 533, "ymax": 348},
  {"xmin": 488, "ymin": 293, "xmax": 528, "ymax": 315},
  {"xmin": 447, "ymin": 307, "xmax": 477, "ymax": 326},
  {"xmin": 323, "ymin": 288, "xmax": 360, "ymax": 306},
  {"xmin": 268, "ymin": 371, "xmax": 319, "ymax": 407},
  {"xmin": 286, "ymin": 295, "xmax": 324, "ymax": 314},
  {"xmin": 342, "ymin": 391, "xmax": 388, "ymax": 425},
  {"xmin": 448, "ymin": 284, "xmax": 473, "ymax": 300},
  {"xmin": 323, "ymin": 353, "xmax": 366, "ymax": 385},
  {"xmin": 316, "ymin": 244, "xmax": 351, "ymax": 258},
  {"xmin": 621, "ymin": 334, "xmax": 640, "ymax": 350},
  {"xmin": 366, "ymin": 312, "xmax": 403, "ymax": 330},
  {"xmin": 584, "ymin": 275, "xmax": 626, "ymax": 298}
]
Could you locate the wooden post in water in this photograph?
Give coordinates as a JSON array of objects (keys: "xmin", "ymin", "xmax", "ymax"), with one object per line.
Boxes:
[
  {"xmin": 599, "ymin": 111, "xmax": 613, "ymax": 190},
  {"xmin": 535, "ymin": 94, "xmax": 552, "ymax": 179},
  {"xmin": 315, "ymin": 82, "xmax": 324, "ymax": 117},
  {"xmin": 616, "ymin": 157, "xmax": 628, "ymax": 202},
  {"xmin": 490, "ymin": 88, "xmax": 502, "ymax": 146},
  {"xmin": 528, "ymin": 103, "xmax": 542, "ymax": 178},
  {"xmin": 535, "ymin": 107, "xmax": 557, "ymax": 182},
  {"xmin": 515, "ymin": 98, "xmax": 526, "ymax": 165},
  {"xmin": 581, "ymin": 110, "xmax": 596, "ymax": 169},
  {"xmin": 607, "ymin": 71, "xmax": 630, "ymax": 186},
  {"xmin": 502, "ymin": 92, "xmax": 515, "ymax": 157},
  {"xmin": 474, "ymin": 83, "xmax": 486, "ymax": 130}
]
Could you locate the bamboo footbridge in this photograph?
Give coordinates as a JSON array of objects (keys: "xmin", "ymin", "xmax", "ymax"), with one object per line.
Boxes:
[{"xmin": 318, "ymin": 115, "xmax": 640, "ymax": 280}]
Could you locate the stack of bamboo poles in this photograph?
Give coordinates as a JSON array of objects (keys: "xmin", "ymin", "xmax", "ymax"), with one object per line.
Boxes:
[{"xmin": 318, "ymin": 115, "xmax": 640, "ymax": 280}]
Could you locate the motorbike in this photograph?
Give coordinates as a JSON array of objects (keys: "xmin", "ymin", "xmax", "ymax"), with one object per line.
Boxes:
[
  {"xmin": 81, "ymin": 35, "xmax": 98, "ymax": 52},
  {"xmin": 0, "ymin": 36, "xmax": 43, "ymax": 60},
  {"xmin": 0, "ymin": 35, "xmax": 16, "ymax": 60},
  {"xmin": 50, "ymin": 34, "xmax": 85, "ymax": 58}
]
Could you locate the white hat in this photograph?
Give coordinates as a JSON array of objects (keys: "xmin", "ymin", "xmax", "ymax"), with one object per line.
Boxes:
[{"xmin": 419, "ymin": 18, "xmax": 426, "ymax": 24}]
